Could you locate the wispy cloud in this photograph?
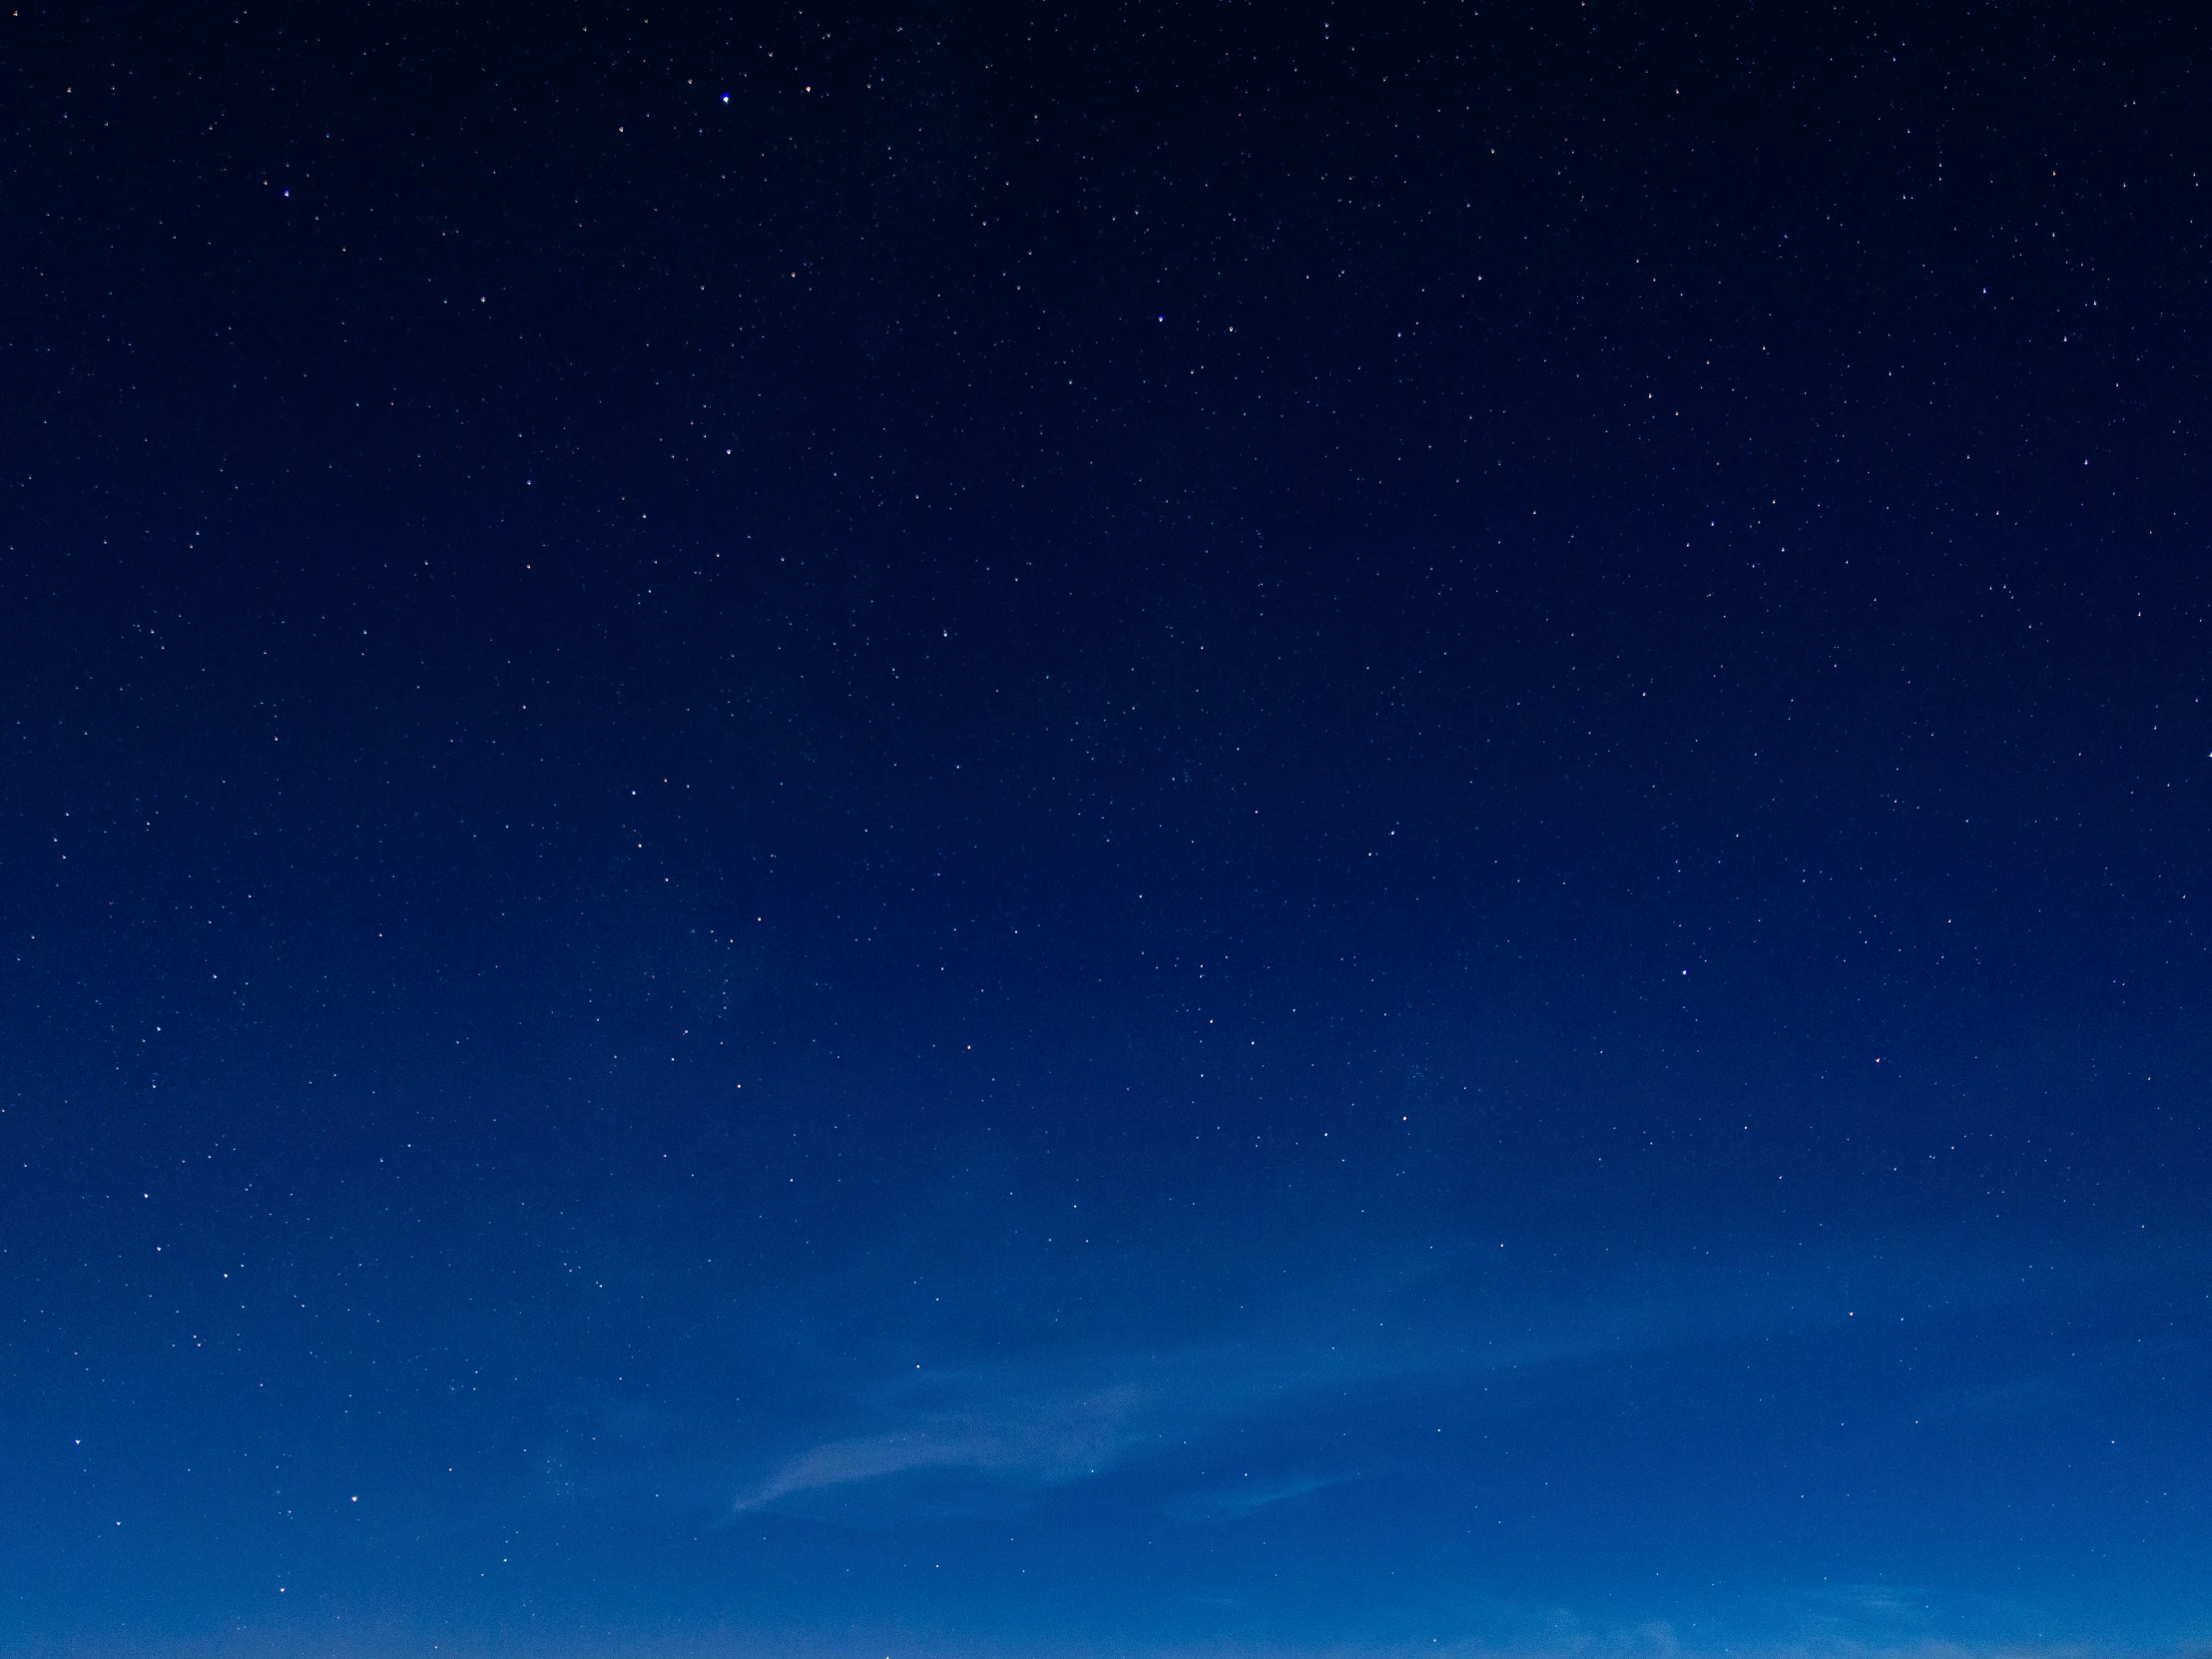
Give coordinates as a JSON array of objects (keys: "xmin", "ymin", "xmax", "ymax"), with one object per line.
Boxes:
[
  {"xmin": 720, "ymin": 1239, "xmax": 2209, "ymax": 1526},
  {"xmin": 727, "ymin": 1254, "xmax": 1796, "ymax": 1512},
  {"xmin": 733, "ymin": 1380, "xmax": 1151, "ymax": 1508},
  {"xmin": 1163, "ymin": 1468, "xmax": 1355, "ymax": 1522}
]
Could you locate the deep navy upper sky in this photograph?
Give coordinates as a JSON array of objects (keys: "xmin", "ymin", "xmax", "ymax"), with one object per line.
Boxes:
[{"xmin": 5, "ymin": 3, "xmax": 2209, "ymax": 1656}]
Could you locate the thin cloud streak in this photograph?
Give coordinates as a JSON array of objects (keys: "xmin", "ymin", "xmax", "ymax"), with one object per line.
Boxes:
[
  {"xmin": 1164, "ymin": 1469, "xmax": 1355, "ymax": 1522},
  {"xmin": 728, "ymin": 1258, "xmax": 1835, "ymax": 1511},
  {"xmin": 735, "ymin": 1382, "xmax": 1150, "ymax": 1508}
]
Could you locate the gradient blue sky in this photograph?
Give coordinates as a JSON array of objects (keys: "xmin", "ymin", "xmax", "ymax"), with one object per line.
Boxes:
[{"xmin": 4, "ymin": 1, "xmax": 2208, "ymax": 1655}]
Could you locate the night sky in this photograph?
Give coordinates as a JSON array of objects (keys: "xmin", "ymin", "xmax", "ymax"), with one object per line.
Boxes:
[{"xmin": 5, "ymin": 3, "xmax": 2210, "ymax": 1656}]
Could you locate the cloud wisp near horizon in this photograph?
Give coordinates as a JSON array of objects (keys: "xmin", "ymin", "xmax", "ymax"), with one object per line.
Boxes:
[
  {"xmin": 726, "ymin": 1251, "xmax": 1733, "ymax": 1513},
  {"xmin": 722, "ymin": 1240, "xmax": 2076, "ymax": 1517}
]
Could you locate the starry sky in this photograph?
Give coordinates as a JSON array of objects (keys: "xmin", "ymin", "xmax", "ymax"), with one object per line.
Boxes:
[{"xmin": 4, "ymin": 3, "xmax": 2209, "ymax": 1656}]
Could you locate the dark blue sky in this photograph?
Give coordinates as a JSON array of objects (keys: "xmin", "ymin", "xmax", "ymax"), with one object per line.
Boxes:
[{"xmin": 4, "ymin": 3, "xmax": 2209, "ymax": 1656}]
